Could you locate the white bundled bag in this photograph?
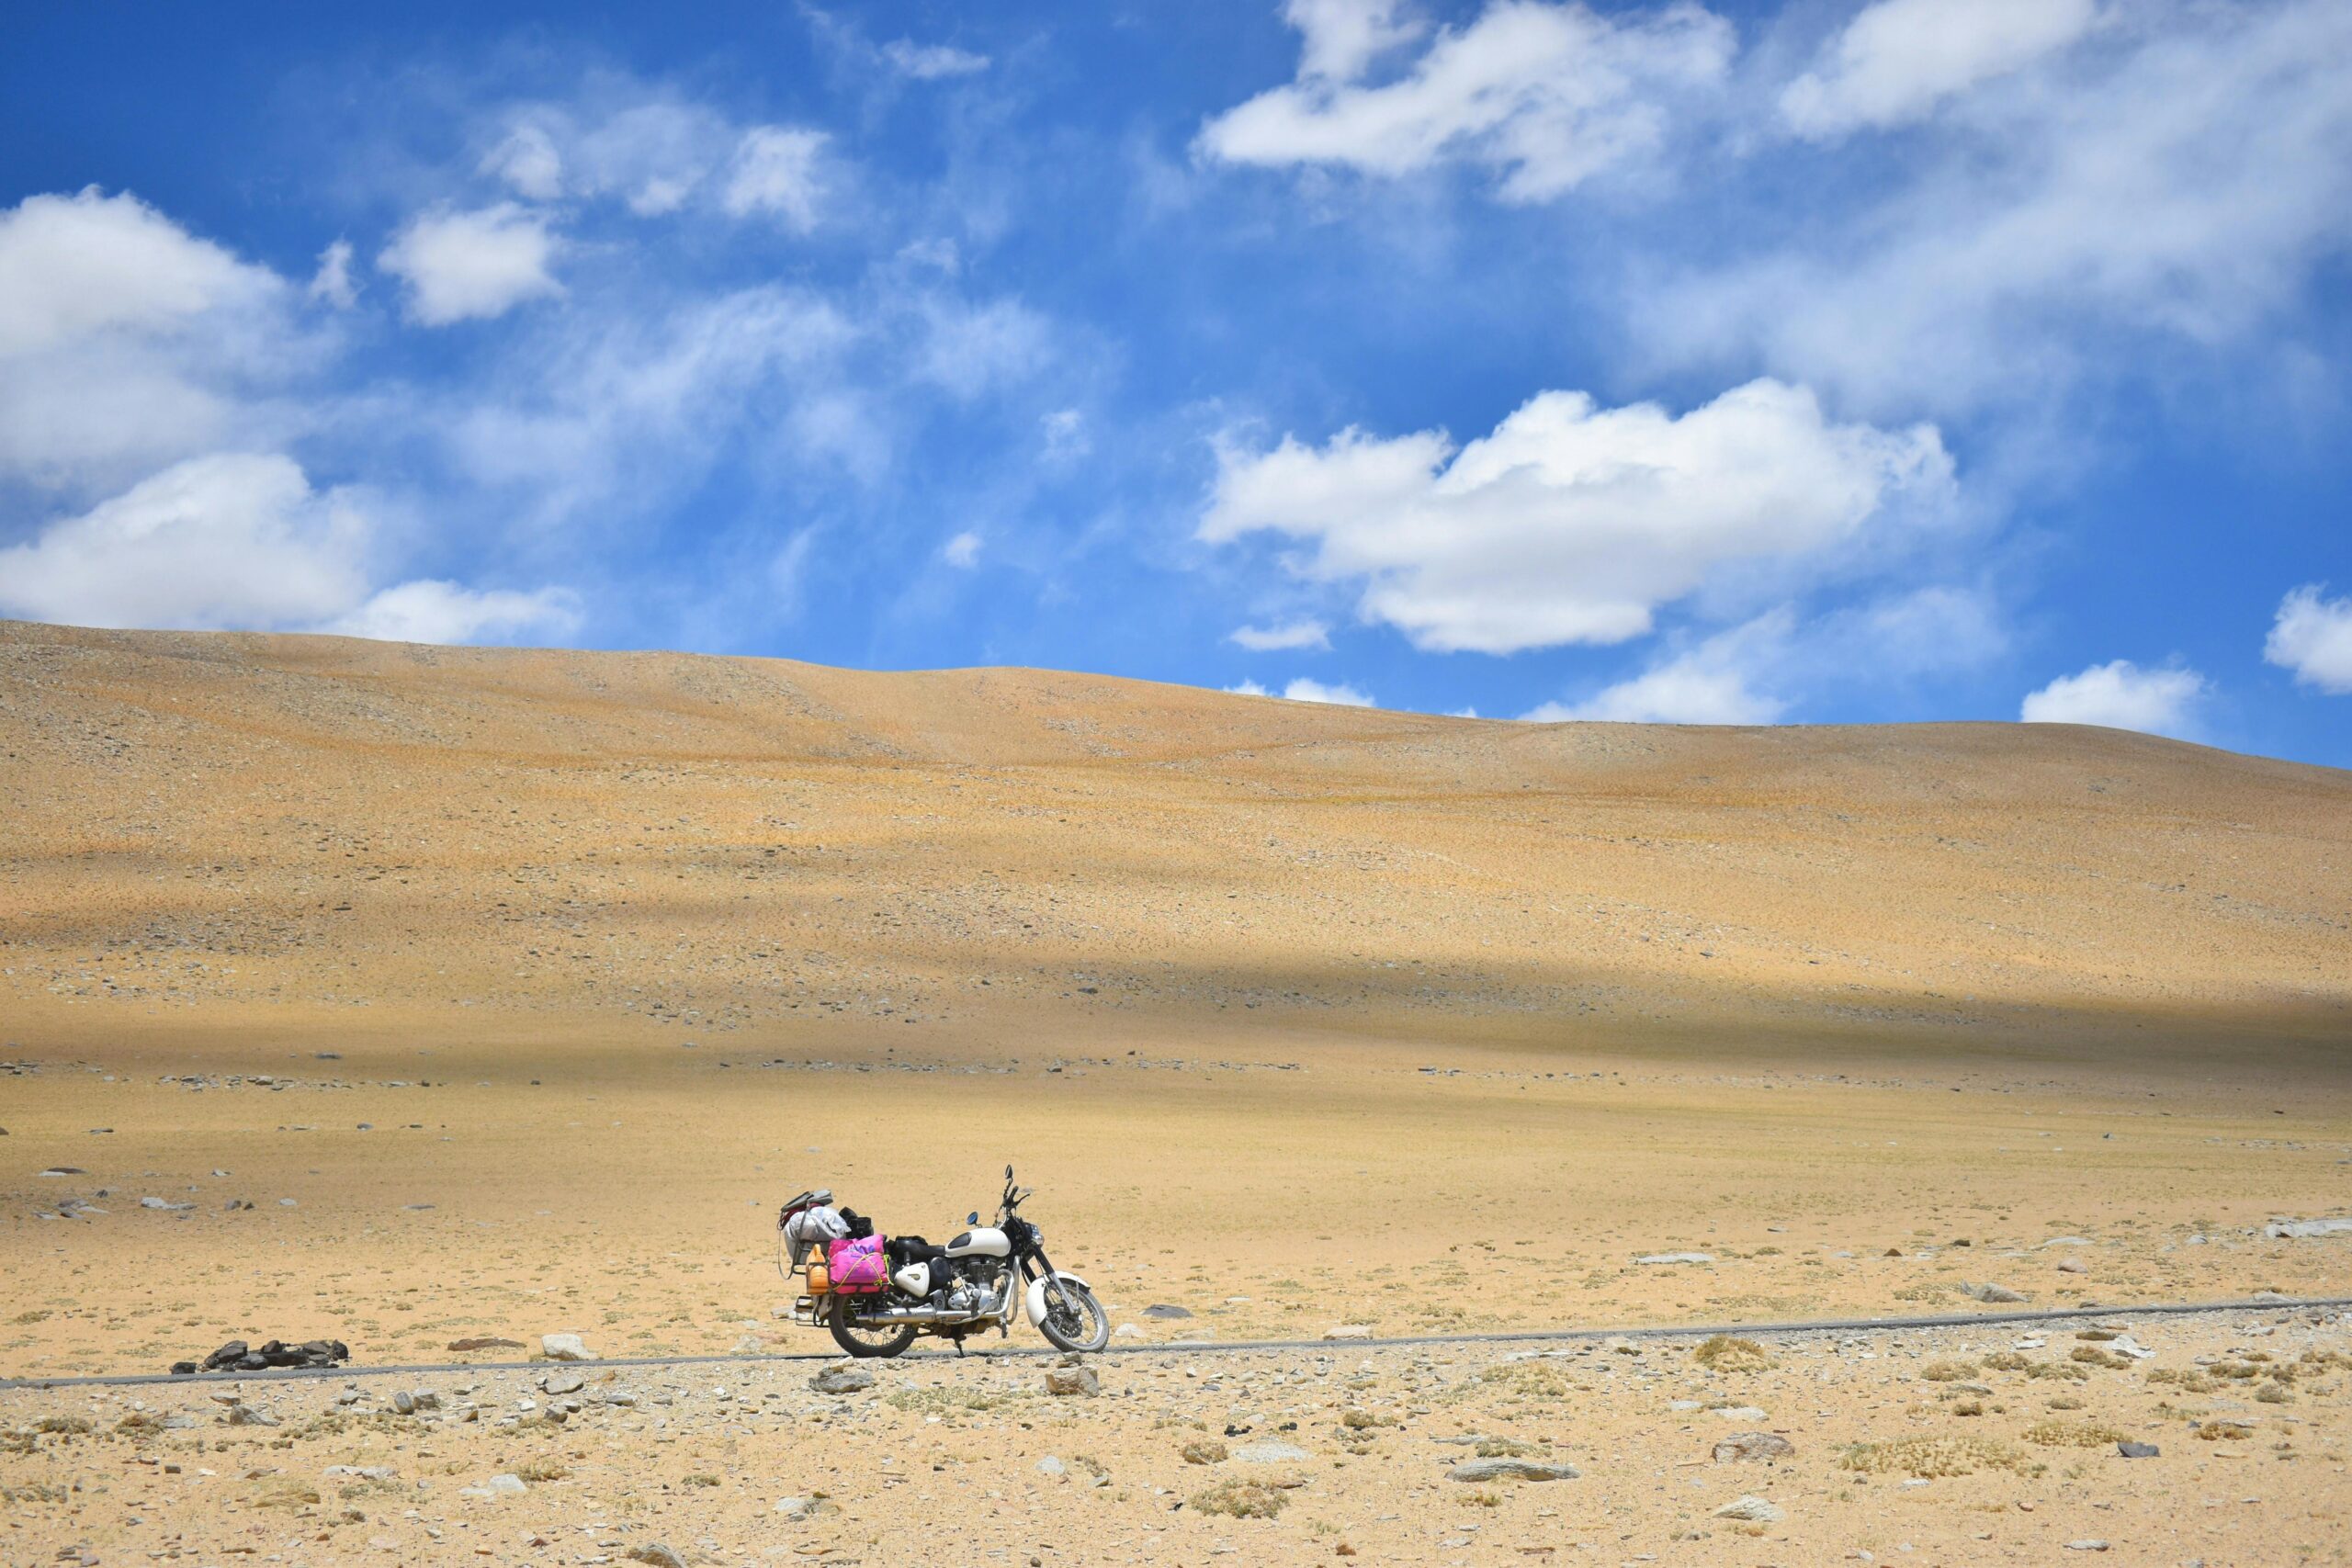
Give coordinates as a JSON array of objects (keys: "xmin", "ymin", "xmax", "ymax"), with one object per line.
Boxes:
[{"xmin": 785, "ymin": 1203, "xmax": 850, "ymax": 1266}]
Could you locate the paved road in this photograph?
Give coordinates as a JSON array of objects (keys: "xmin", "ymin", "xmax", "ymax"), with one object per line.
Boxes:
[{"xmin": 5, "ymin": 1294, "xmax": 2345, "ymax": 1393}]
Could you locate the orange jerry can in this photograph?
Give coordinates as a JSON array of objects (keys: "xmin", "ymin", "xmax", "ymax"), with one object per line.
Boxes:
[{"xmin": 807, "ymin": 1250, "xmax": 831, "ymax": 1295}]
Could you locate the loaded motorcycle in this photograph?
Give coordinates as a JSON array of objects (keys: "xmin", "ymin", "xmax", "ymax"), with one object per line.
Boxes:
[{"xmin": 777, "ymin": 1166, "xmax": 1109, "ymax": 1359}]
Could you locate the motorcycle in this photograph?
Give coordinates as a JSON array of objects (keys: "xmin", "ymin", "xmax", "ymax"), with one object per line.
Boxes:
[{"xmin": 778, "ymin": 1166, "xmax": 1109, "ymax": 1359}]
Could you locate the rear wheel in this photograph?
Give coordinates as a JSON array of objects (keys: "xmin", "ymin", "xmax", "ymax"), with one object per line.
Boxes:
[
  {"xmin": 1035, "ymin": 1279, "xmax": 1110, "ymax": 1353},
  {"xmin": 828, "ymin": 1296, "xmax": 918, "ymax": 1359}
]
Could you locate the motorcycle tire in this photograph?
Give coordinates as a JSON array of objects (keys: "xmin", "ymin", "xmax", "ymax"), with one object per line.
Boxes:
[
  {"xmin": 1035, "ymin": 1279, "xmax": 1110, "ymax": 1354},
  {"xmin": 828, "ymin": 1296, "xmax": 919, "ymax": 1359}
]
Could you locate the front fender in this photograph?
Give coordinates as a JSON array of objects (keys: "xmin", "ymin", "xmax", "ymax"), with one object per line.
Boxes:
[{"xmin": 1023, "ymin": 1271, "xmax": 1091, "ymax": 1325}]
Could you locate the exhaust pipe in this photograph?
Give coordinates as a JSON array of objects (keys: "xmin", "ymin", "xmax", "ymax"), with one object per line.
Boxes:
[{"xmin": 864, "ymin": 1305, "xmax": 980, "ymax": 1325}]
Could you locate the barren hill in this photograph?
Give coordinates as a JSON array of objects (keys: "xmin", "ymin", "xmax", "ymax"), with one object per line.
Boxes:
[{"xmin": 3, "ymin": 617, "xmax": 2345, "ymax": 1055}]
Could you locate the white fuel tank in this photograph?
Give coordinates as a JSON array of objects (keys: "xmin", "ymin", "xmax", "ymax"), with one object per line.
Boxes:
[{"xmin": 944, "ymin": 1226, "xmax": 1011, "ymax": 1258}]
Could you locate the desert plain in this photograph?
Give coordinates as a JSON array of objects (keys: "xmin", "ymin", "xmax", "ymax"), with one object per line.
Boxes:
[{"xmin": 2, "ymin": 616, "xmax": 2350, "ymax": 1565}]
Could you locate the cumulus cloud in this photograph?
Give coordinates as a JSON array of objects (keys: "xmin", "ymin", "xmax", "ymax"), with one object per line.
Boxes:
[
  {"xmin": 308, "ymin": 239, "xmax": 357, "ymax": 309},
  {"xmin": 941, "ymin": 529, "xmax": 982, "ymax": 568},
  {"xmin": 884, "ymin": 39, "xmax": 990, "ymax": 79},
  {"xmin": 2020, "ymin": 659, "xmax": 2207, "ymax": 738},
  {"xmin": 1199, "ymin": 0, "xmax": 1734, "ymax": 201},
  {"xmin": 1229, "ymin": 619, "xmax": 1331, "ymax": 651},
  {"xmin": 379, "ymin": 203, "xmax": 561, "ymax": 326},
  {"xmin": 721, "ymin": 127, "xmax": 829, "ymax": 230},
  {"xmin": 1223, "ymin": 675, "xmax": 1374, "ymax": 705},
  {"xmin": 319, "ymin": 580, "xmax": 581, "ymax": 645},
  {"xmin": 0, "ymin": 453, "xmax": 370, "ymax": 629},
  {"xmin": 481, "ymin": 122, "xmax": 566, "ymax": 201},
  {"xmin": 2265, "ymin": 583, "xmax": 2352, "ymax": 694},
  {"xmin": 0, "ymin": 186, "xmax": 278, "ymax": 359},
  {"xmin": 1652, "ymin": 0, "xmax": 2352, "ymax": 411},
  {"xmin": 1202, "ymin": 378, "xmax": 1951, "ymax": 655},
  {"xmin": 1780, "ymin": 0, "xmax": 2101, "ymax": 139},
  {"xmin": 1524, "ymin": 586, "xmax": 2003, "ymax": 724}
]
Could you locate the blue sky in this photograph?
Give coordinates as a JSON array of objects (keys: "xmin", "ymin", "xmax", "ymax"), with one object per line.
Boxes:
[{"xmin": 2, "ymin": 0, "xmax": 2348, "ymax": 765}]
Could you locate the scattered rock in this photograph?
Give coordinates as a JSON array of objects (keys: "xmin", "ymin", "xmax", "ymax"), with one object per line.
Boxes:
[
  {"xmin": 138, "ymin": 1196, "xmax": 191, "ymax": 1211},
  {"xmin": 2117, "ymin": 1441, "xmax": 2159, "ymax": 1459},
  {"xmin": 447, "ymin": 1337, "xmax": 523, "ymax": 1352},
  {"xmin": 1323, "ymin": 1324, "xmax": 1374, "ymax": 1339},
  {"xmin": 193, "ymin": 1337, "xmax": 348, "ymax": 1373},
  {"xmin": 1045, "ymin": 1364, "xmax": 1100, "ymax": 1397},
  {"xmin": 224, "ymin": 1404, "xmax": 277, "ymax": 1427},
  {"xmin": 1713, "ymin": 1432, "xmax": 1794, "ymax": 1463},
  {"xmin": 542, "ymin": 1372, "xmax": 585, "ymax": 1396},
  {"xmin": 1711, "ymin": 1406, "xmax": 1768, "ymax": 1422},
  {"xmin": 775, "ymin": 1495, "xmax": 839, "ymax": 1519},
  {"xmin": 627, "ymin": 1545, "xmax": 687, "ymax": 1568},
  {"xmin": 1232, "ymin": 1441, "xmax": 1313, "ymax": 1463},
  {"xmin": 1448, "ymin": 1458, "xmax": 1579, "ymax": 1483},
  {"xmin": 810, "ymin": 1364, "xmax": 875, "ymax": 1395},
  {"xmin": 1113, "ymin": 1323, "xmax": 1146, "ymax": 1339},
  {"xmin": 1142, "ymin": 1304, "xmax": 1193, "ymax": 1320},
  {"xmin": 1036, "ymin": 1455, "xmax": 1066, "ymax": 1475},
  {"xmin": 1961, "ymin": 1282, "xmax": 2028, "ymax": 1303},
  {"xmin": 2266, "ymin": 1216, "xmax": 2352, "ymax": 1238},
  {"xmin": 539, "ymin": 1333, "xmax": 592, "ymax": 1361},
  {"xmin": 323, "ymin": 1465, "xmax": 397, "ymax": 1481},
  {"xmin": 1713, "ymin": 1495, "xmax": 1783, "ymax": 1523},
  {"xmin": 391, "ymin": 1390, "xmax": 415, "ymax": 1415},
  {"xmin": 2064, "ymin": 1541, "xmax": 2109, "ymax": 1552},
  {"xmin": 1635, "ymin": 1252, "xmax": 1714, "ymax": 1265},
  {"xmin": 2056, "ymin": 1256, "xmax": 2087, "ymax": 1274},
  {"xmin": 486, "ymin": 1473, "xmax": 528, "ymax": 1495}
]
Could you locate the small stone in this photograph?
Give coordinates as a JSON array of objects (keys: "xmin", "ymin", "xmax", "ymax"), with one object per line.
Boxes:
[
  {"xmin": 626, "ymin": 1545, "xmax": 687, "ymax": 1568},
  {"xmin": 487, "ymin": 1473, "xmax": 527, "ymax": 1495},
  {"xmin": 1232, "ymin": 1441, "xmax": 1313, "ymax": 1463},
  {"xmin": 1044, "ymin": 1364, "xmax": 1100, "ymax": 1397},
  {"xmin": 539, "ymin": 1333, "xmax": 591, "ymax": 1361},
  {"xmin": 1448, "ymin": 1458, "xmax": 1579, "ymax": 1483},
  {"xmin": 1713, "ymin": 1495, "xmax": 1783, "ymax": 1522},
  {"xmin": 1142, "ymin": 1304, "xmax": 1193, "ymax": 1319},
  {"xmin": 2064, "ymin": 1541, "xmax": 2109, "ymax": 1552},
  {"xmin": 1323, "ymin": 1324, "xmax": 1374, "ymax": 1339},
  {"xmin": 323, "ymin": 1465, "xmax": 397, "ymax": 1481},
  {"xmin": 1713, "ymin": 1432, "xmax": 1794, "ymax": 1463},
  {"xmin": 1635, "ymin": 1252, "xmax": 1714, "ymax": 1265},
  {"xmin": 2265, "ymin": 1217, "xmax": 2352, "ymax": 1239},
  {"xmin": 2117, "ymin": 1441, "xmax": 2159, "ymax": 1459},
  {"xmin": 1711, "ymin": 1406, "xmax": 1768, "ymax": 1422},
  {"xmin": 446, "ymin": 1337, "xmax": 524, "ymax": 1352},
  {"xmin": 810, "ymin": 1364, "xmax": 876, "ymax": 1395},
  {"xmin": 391, "ymin": 1391, "xmax": 415, "ymax": 1415},
  {"xmin": 542, "ymin": 1373, "xmax": 585, "ymax": 1396},
  {"xmin": 1113, "ymin": 1323, "xmax": 1146, "ymax": 1339},
  {"xmin": 225, "ymin": 1404, "xmax": 277, "ymax": 1427},
  {"xmin": 1036, "ymin": 1455, "xmax": 1066, "ymax": 1475},
  {"xmin": 2056, "ymin": 1256, "xmax": 2087, "ymax": 1274},
  {"xmin": 774, "ymin": 1495, "xmax": 839, "ymax": 1519}
]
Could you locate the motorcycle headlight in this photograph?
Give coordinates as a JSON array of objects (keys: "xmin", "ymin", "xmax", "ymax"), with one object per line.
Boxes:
[{"xmin": 1029, "ymin": 1225, "xmax": 1044, "ymax": 1243}]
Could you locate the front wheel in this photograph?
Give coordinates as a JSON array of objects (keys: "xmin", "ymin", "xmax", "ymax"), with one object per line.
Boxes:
[
  {"xmin": 1035, "ymin": 1278, "xmax": 1110, "ymax": 1353},
  {"xmin": 829, "ymin": 1296, "xmax": 918, "ymax": 1359}
]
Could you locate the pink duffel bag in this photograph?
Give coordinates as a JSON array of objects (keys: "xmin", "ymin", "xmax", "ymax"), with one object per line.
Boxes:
[{"xmin": 828, "ymin": 1235, "xmax": 888, "ymax": 1293}]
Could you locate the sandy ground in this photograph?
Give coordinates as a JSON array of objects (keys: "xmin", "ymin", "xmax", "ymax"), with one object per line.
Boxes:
[{"xmin": 4, "ymin": 619, "xmax": 2350, "ymax": 1562}]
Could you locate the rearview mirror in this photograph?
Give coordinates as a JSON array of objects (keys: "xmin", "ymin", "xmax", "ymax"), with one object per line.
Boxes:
[{"xmin": 967, "ymin": 1212, "xmax": 980, "ymax": 1226}]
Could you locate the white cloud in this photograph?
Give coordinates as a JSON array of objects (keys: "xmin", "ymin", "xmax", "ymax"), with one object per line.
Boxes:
[
  {"xmin": 722, "ymin": 127, "xmax": 829, "ymax": 231},
  {"xmin": 379, "ymin": 203, "xmax": 561, "ymax": 326},
  {"xmin": 1284, "ymin": 0, "xmax": 1426, "ymax": 82},
  {"xmin": 1282, "ymin": 676, "xmax": 1374, "ymax": 705},
  {"xmin": 915, "ymin": 297, "xmax": 1052, "ymax": 400},
  {"xmin": 319, "ymin": 579, "xmax": 581, "ymax": 645},
  {"xmin": 941, "ymin": 530, "xmax": 983, "ymax": 568},
  {"xmin": 1523, "ymin": 586, "xmax": 2003, "ymax": 725},
  {"xmin": 883, "ymin": 39, "xmax": 990, "ymax": 79},
  {"xmin": 2265, "ymin": 583, "xmax": 2352, "ymax": 694},
  {"xmin": 1202, "ymin": 378, "xmax": 1951, "ymax": 655},
  {"xmin": 481, "ymin": 122, "xmax": 566, "ymax": 201},
  {"xmin": 0, "ymin": 187, "xmax": 278, "ymax": 359},
  {"xmin": 0, "ymin": 453, "xmax": 370, "ymax": 630},
  {"xmin": 1651, "ymin": 0, "xmax": 2352, "ymax": 412},
  {"xmin": 2020, "ymin": 659, "xmax": 2207, "ymax": 738},
  {"xmin": 1780, "ymin": 0, "xmax": 2101, "ymax": 140},
  {"xmin": 1222, "ymin": 675, "xmax": 1374, "ymax": 706},
  {"xmin": 1229, "ymin": 619, "xmax": 1331, "ymax": 651},
  {"xmin": 1040, "ymin": 407, "xmax": 1088, "ymax": 461},
  {"xmin": 1526, "ymin": 611, "xmax": 1791, "ymax": 724},
  {"xmin": 1199, "ymin": 0, "xmax": 1735, "ymax": 202},
  {"xmin": 308, "ymin": 239, "xmax": 356, "ymax": 309}
]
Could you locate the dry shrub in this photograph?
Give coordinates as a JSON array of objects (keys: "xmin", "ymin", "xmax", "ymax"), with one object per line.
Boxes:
[
  {"xmin": 2070, "ymin": 1347, "xmax": 2131, "ymax": 1370},
  {"xmin": 2025, "ymin": 1419, "xmax": 2127, "ymax": 1448},
  {"xmin": 0, "ymin": 1483, "xmax": 66, "ymax": 1505},
  {"xmin": 1981, "ymin": 1351, "xmax": 2030, "ymax": 1371},
  {"xmin": 253, "ymin": 1477, "xmax": 321, "ymax": 1509},
  {"xmin": 2196, "ymin": 1422, "xmax": 2254, "ymax": 1441},
  {"xmin": 114, "ymin": 1412, "xmax": 164, "ymax": 1437},
  {"xmin": 1920, "ymin": 1359, "xmax": 1978, "ymax": 1382},
  {"xmin": 512, "ymin": 1456, "xmax": 569, "ymax": 1483},
  {"xmin": 1841, "ymin": 1434, "xmax": 2036, "ymax": 1478},
  {"xmin": 2147, "ymin": 1367, "xmax": 2218, "ymax": 1393},
  {"xmin": 1181, "ymin": 1438, "xmax": 1227, "ymax": 1465},
  {"xmin": 2255, "ymin": 1384, "xmax": 2291, "ymax": 1404},
  {"xmin": 2045, "ymin": 1395, "xmax": 2085, "ymax": 1410},
  {"xmin": 1476, "ymin": 1438, "xmax": 1535, "ymax": 1458},
  {"xmin": 33, "ymin": 1416, "xmax": 91, "ymax": 1436},
  {"xmin": 684, "ymin": 1472, "xmax": 720, "ymax": 1487},
  {"xmin": 2301, "ymin": 1349, "xmax": 2352, "ymax": 1371},
  {"xmin": 2025, "ymin": 1360, "xmax": 2091, "ymax": 1382},
  {"xmin": 1692, "ymin": 1336, "xmax": 1774, "ymax": 1373},
  {"xmin": 1191, "ymin": 1481, "xmax": 1288, "ymax": 1519}
]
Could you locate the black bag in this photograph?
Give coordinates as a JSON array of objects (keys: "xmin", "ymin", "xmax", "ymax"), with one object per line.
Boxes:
[{"xmin": 839, "ymin": 1206, "xmax": 876, "ymax": 1240}]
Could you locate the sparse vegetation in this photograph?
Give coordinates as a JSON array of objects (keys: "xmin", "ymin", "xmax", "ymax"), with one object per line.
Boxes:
[
  {"xmin": 512, "ymin": 1456, "xmax": 569, "ymax": 1483},
  {"xmin": 2025, "ymin": 1419, "xmax": 2128, "ymax": 1447},
  {"xmin": 1190, "ymin": 1480, "xmax": 1288, "ymax": 1518},
  {"xmin": 1181, "ymin": 1438, "xmax": 1227, "ymax": 1465},
  {"xmin": 1842, "ymin": 1434, "xmax": 2038, "ymax": 1477},
  {"xmin": 1921, "ymin": 1359, "xmax": 1978, "ymax": 1382},
  {"xmin": 1692, "ymin": 1335, "xmax": 1773, "ymax": 1373}
]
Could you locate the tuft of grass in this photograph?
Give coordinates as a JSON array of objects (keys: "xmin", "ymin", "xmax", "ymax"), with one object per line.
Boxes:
[
  {"xmin": 2025, "ymin": 1419, "xmax": 2128, "ymax": 1448},
  {"xmin": 253, "ymin": 1477, "xmax": 322, "ymax": 1509},
  {"xmin": 512, "ymin": 1457, "xmax": 569, "ymax": 1483},
  {"xmin": 1190, "ymin": 1481, "xmax": 1288, "ymax": 1519},
  {"xmin": 1981, "ymin": 1350, "xmax": 2030, "ymax": 1371},
  {"xmin": 684, "ymin": 1472, "xmax": 720, "ymax": 1487},
  {"xmin": 1920, "ymin": 1359, "xmax": 1978, "ymax": 1382},
  {"xmin": 1692, "ymin": 1336, "xmax": 1774, "ymax": 1373},
  {"xmin": 2070, "ymin": 1346, "xmax": 2130, "ymax": 1370},
  {"xmin": 114, "ymin": 1412, "xmax": 164, "ymax": 1437},
  {"xmin": 1841, "ymin": 1433, "xmax": 2037, "ymax": 1478},
  {"xmin": 2147, "ymin": 1368, "xmax": 2218, "ymax": 1393},
  {"xmin": 1475, "ymin": 1438, "xmax": 1536, "ymax": 1457},
  {"xmin": 2255, "ymin": 1383, "xmax": 2291, "ymax": 1404},
  {"xmin": 33, "ymin": 1416, "xmax": 91, "ymax": 1436},
  {"xmin": 2025, "ymin": 1360, "xmax": 2091, "ymax": 1382},
  {"xmin": 1181, "ymin": 1438, "xmax": 1227, "ymax": 1465}
]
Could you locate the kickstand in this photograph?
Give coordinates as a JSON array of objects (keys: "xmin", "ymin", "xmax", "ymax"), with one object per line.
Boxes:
[{"xmin": 953, "ymin": 1337, "xmax": 967, "ymax": 1358}]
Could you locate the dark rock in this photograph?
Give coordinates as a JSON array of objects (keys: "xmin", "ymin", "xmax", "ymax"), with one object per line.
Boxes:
[
  {"xmin": 1142, "ymin": 1304, "xmax": 1193, "ymax": 1320},
  {"xmin": 1448, "ymin": 1457, "xmax": 1579, "ymax": 1483},
  {"xmin": 447, "ymin": 1336, "xmax": 525, "ymax": 1352},
  {"xmin": 810, "ymin": 1364, "xmax": 876, "ymax": 1394},
  {"xmin": 2117, "ymin": 1441, "xmax": 2159, "ymax": 1459},
  {"xmin": 1713, "ymin": 1432, "xmax": 1794, "ymax": 1463}
]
